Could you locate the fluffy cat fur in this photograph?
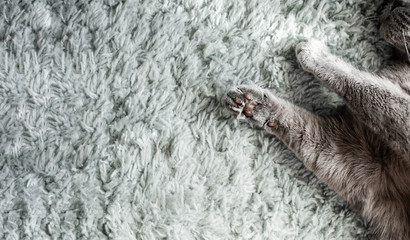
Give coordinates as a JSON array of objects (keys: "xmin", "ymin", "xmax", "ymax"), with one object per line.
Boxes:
[{"xmin": 225, "ymin": 1, "xmax": 410, "ymax": 239}]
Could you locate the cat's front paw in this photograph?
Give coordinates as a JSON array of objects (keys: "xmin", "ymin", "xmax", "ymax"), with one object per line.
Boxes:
[
  {"xmin": 296, "ymin": 39, "xmax": 332, "ymax": 73},
  {"xmin": 225, "ymin": 85, "xmax": 274, "ymax": 128}
]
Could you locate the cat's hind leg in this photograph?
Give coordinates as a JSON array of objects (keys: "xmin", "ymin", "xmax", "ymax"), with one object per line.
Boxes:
[
  {"xmin": 296, "ymin": 39, "xmax": 410, "ymax": 153},
  {"xmin": 225, "ymin": 85, "xmax": 331, "ymax": 171},
  {"xmin": 225, "ymin": 86, "xmax": 381, "ymax": 206}
]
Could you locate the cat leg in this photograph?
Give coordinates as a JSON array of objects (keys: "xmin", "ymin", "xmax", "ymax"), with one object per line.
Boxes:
[
  {"xmin": 225, "ymin": 85, "xmax": 382, "ymax": 208},
  {"xmin": 225, "ymin": 85, "xmax": 333, "ymax": 172},
  {"xmin": 295, "ymin": 39, "xmax": 410, "ymax": 153}
]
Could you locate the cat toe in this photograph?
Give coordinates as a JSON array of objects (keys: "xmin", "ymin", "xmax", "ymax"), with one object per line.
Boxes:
[{"xmin": 225, "ymin": 89, "xmax": 245, "ymax": 119}]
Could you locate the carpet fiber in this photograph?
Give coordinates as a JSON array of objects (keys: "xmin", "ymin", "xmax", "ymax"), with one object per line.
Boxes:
[{"xmin": 1, "ymin": 0, "xmax": 389, "ymax": 239}]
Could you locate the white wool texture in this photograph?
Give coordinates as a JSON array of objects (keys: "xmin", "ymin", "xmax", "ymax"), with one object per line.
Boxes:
[{"xmin": 0, "ymin": 0, "xmax": 388, "ymax": 239}]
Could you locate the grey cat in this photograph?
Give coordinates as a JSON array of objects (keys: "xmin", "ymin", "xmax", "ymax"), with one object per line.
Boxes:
[{"xmin": 225, "ymin": 1, "xmax": 410, "ymax": 239}]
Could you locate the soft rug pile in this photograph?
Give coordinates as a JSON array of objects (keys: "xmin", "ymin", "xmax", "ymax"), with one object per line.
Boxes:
[{"xmin": 1, "ymin": 0, "xmax": 389, "ymax": 239}]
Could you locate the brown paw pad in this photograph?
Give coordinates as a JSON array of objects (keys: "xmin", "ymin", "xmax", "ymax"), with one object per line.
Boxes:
[
  {"xmin": 267, "ymin": 121, "xmax": 277, "ymax": 128},
  {"xmin": 244, "ymin": 93, "xmax": 252, "ymax": 100},
  {"xmin": 243, "ymin": 102, "xmax": 257, "ymax": 117},
  {"xmin": 234, "ymin": 98, "xmax": 242, "ymax": 105}
]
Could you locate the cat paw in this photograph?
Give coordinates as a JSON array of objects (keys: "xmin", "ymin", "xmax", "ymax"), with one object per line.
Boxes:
[
  {"xmin": 225, "ymin": 85, "xmax": 274, "ymax": 128},
  {"xmin": 295, "ymin": 39, "xmax": 332, "ymax": 73}
]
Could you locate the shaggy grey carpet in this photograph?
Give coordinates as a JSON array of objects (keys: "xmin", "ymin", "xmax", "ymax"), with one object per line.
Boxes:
[{"xmin": 1, "ymin": 0, "xmax": 390, "ymax": 239}]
